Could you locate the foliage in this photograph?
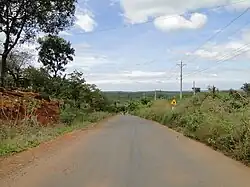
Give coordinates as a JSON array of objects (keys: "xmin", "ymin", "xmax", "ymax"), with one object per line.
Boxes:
[
  {"xmin": 22, "ymin": 66, "xmax": 51, "ymax": 92},
  {"xmin": 5, "ymin": 50, "xmax": 33, "ymax": 87},
  {"xmin": 192, "ymin": 87, "xmax": 201, "ymax": 93},
  {"xmin": 140, "ymin": 97, "xmax": 151, "ymax": 105},
  {"xmin": 0, "ymin": 0, "xmax": 77, "ymax": 86},
  {"xmin": 0, "ymin": 60, "xmax": 117, "ymax": 155},
  {"xmin": 132, "ymin": 87, "xmax": 250, "ymax": 165},
  {"xmin": 242, "ymin": 83, "xmax": 250, "ymax": 95},
  {"xmin": 38, "ymin": 35, "xmax": 75, "ymax": 77},
  {"xmin": 0, "ymin": 112, "xmax": 112, "ymax": 156},
  {"xmin": 103, "ymin": 91, "xmax": 193, "ymax": 103},
  {"xmin": 0, "ymin": 0, "xmax": 124, "ymax": 157}
]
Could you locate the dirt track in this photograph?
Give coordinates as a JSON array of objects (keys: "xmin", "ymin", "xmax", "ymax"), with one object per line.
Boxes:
[{"xmin": 1, "ymin": 115, "xmax": 250, "ymax": 187}]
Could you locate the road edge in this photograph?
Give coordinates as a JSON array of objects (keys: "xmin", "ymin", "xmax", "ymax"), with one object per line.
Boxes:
[
  {"xmin": 131, "ymin": 114, "xmax": 250, "ymax": 168},
  {"xmin": 0, "ymin": 115, "xmax": 117, "ymax": 179}
]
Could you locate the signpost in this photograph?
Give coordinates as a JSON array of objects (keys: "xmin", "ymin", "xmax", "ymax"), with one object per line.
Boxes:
[{"xmin": 171, "ymin": 98, "xmax": 177, "ymax": 111}]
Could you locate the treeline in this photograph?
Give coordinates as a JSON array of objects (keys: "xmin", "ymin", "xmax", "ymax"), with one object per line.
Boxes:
[
  {"xmin": 0, "ymin": 0, "xmax": 123, "ymax": 155},
  {"xmin": 2, "ymin": 41, "xmax": 122, "ymax": 121},
  {"xmin": 0, "ymin": 1, "xmax": 122, "ymax": 120}
]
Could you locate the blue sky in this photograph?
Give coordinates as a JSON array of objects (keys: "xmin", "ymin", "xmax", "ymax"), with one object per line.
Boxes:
[{"xmin": 21, "ymin": 0, "xmax": 250, "ymax": 91}]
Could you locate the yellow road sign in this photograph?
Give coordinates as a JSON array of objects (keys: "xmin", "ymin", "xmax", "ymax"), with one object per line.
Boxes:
[{"xmin": 171, "ymin": 99, "xmax": 177, "ymax": 106}]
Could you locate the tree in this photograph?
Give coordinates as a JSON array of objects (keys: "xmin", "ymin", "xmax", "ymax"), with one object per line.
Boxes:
[
  {"xmin": 63, "ymin": 70, "xmax": 86, "ymax": 107},
  {"xmin": 208, "ymin": 85, "xmax": 217, "ymax": 98},
  {"xmin": 38, "ymin": 35, "xmax": 75, "ymax": 77},
  {"xmin": 192, "ymin": 87, "xmax": 201, "ymax": 94},
  {"xmin": 23, "ymin": 66, "xmax": 51, "ymax": 92},
  {"xmin": 0, "ymin": 0, "xmax": 76, "ymax": 86},
  {"xmin": 241, "ymin": 83, "xmax": 250, "ymax": 94},
  {"xmin": 6, "ymin": 50, "xmax": 33, "ymax": 87}
]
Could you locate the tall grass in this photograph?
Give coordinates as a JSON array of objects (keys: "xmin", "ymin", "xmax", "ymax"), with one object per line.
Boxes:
[
  {"xmin": 133, "ymin": 93, "xmax": 250, "ymax": 164},
  {"xmin": 0, "ymin": 111, "xmax": 112, "ymax": 156}
]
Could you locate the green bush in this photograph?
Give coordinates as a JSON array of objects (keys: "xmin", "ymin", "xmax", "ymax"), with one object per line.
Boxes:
[
  {"xmin": 0, "ymin": 110, "xmax": 112, "ymax": 156},
  {"xmin": 133, "ymin": 92, "xmax": 250, "ymax": 164},
  {"xmin": 60, "ymin": 108, "xmax": 77, "ymax": 124}
]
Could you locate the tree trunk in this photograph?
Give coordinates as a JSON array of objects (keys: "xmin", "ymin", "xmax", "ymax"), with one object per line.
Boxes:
[
  {"xmin": 54, "ymin": 70, "xmax": 57, "ymax": 78},
  {"xmin": 15, "ymin": 76, "xmax": 20, "ymax": 88},
  {"xmin": 0, "ymin": 54, "xmax": 7, "ymax": 87},
  {"xmin": 8, "ymin": 70, "xmax": 19, "ymax": 87}
]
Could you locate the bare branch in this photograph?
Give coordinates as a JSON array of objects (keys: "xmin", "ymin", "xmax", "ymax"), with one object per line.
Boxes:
[
  {"xmin": 9, "ymin": 0, "xmax": 26, "ymax": 34},
  {"xmin": 7, "ymin": 18, "xmax": 26, "ymax": 55}
]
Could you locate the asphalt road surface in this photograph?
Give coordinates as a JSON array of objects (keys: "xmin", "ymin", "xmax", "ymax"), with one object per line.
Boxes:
[{"xmin": 1, "ymin": 115, "xmax": 250, "ymax": 187}]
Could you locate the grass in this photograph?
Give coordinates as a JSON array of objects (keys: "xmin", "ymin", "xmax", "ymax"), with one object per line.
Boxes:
[
  {"xmin": 0, "ymin": 111, "xmax": 112, "ymax": 156},
  {"xmin": 132, "ymin": 92, "xmax": 250, "ymax": 165}
]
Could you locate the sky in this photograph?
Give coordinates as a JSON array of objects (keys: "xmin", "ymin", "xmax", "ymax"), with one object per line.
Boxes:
[{"xmin": 4, "ymin": 0, "xmax": 250, "ymax": 91}]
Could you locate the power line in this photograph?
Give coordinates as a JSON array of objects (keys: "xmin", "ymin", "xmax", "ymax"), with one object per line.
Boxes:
[
  {"xmin": 165, "ymin": 65, "xmax": 179, "ymax": 80},
  {"xmin": 160, "ymin": 6, "xmax": 250, "ymax": 83},
  {"xmin": 77, "ymin": 0, "xmax": 250, "ymax": 88},
  {"xmin": 181, "ymin": 8, "xmax": 250, "ymax": 72},
  {"xmin": 140, "ymin": 4, "xmax": 250, "ymax": 83},
  {"xmin": 159, "ymin": 42, "xmax": 250, "ymax": 83},
  {"xmin": 227, "ymin": 18, "xmax": 250, "ymax": 38},
  {"xmin": 184, "ymin": 7, "xmax": 250, "ymax": 64},
  {"xmin": 89, "ymin": 0, "xmax": 249, "ymax": 75},
  {"xmin": 184, "ymin": 43, "xmax": 250, "ymax": 77},
  {"xmin": 73, "ymin": 0, "xmax": 249, "ymax": 35}
]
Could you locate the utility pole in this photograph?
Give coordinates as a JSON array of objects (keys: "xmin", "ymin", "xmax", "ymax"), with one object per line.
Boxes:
[
  {"xmin": 193, "ymin": 81, "xmax": 196, "ymax": 95},
  {"xmin": 177, "ymin": 61, "xmax": 186, "ymax": 100},
  {"xmin": 154, "ymin": 90, "xmax": 157, "ymax": 100}
]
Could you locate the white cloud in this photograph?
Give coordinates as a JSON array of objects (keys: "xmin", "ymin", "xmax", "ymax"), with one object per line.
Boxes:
[
  {"xmin": 59, "ymin": 31, "xmax": 72, "ymax": 36},
  {"xmin": 84, "ymin": 67, "xmax": 250, "ymax": 91},
  {"xmin": 110, "ymin": 0, "xmax": 119, "ymax": 6},
  {"xmin": 192, "ymin": 49, "xmax": 219, "ymax": 59},
  {"xmin": 120, "ymin": 70, "xmax": 166, "ymax": 78},
  {"xmin": 67, "ymin": 54, "xmax": 111, "ymax": 72},
  {"xmin": 154, "ymin": 13, "xmax": 207, "ymax": 31},
  {"xmin": 120, "ymin": 0, "xmax": 250, "ymax": 24},
  {"xmin": 73, "ymin": 42, "xmax": 92, "ymax": 50},
  {"xmin": 75, "ymin": 12, "xmax": 97, "ymax": 32},
  {"xmin": 0, "ymin": 32, "xmax": 5, "ymax": 43},
  {"xmin": 241, "ymin": 29, "xmax": 250, "ymax": 42},
  {"xmin": 185, "ymin": 28, "xmax": 250, "ymax": 62},
  {"xmin": 189, "ymin": 41, "xmax": 250, "ymax": 61},
  {"xmin": 66, "ymin": 43, "xmax": 114, "ymax": 72},
  {"xmin": 85, "ymin": 70, "xmax": 178, "ymax": 85}
]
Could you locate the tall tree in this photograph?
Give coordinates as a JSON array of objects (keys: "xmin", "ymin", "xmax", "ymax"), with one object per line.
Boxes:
[
  {"xmin": 38, "ymin": 35, "xmax": 75, "ymax": 77},
  {"xmin": 0, "ymin": 0, "xmax": 77, "ymax": 86},
  {"xmin": 6, "ymin": 50, "xmax": 33, "ymax": 87}
]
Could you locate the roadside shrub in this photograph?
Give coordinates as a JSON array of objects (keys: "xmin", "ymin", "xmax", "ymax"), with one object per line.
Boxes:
[
  {"xmin": 59, "ymin": 104, "xmax": 78, "ymax": 124},
  {"xmin": 133, "ymin": 92, "xmax": 250, "ymax": 164}
]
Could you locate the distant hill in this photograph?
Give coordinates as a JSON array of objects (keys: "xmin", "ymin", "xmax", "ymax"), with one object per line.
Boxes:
[
  {"xmin": 102, "ymin": 90, "xmax": 193, "ymax": 102},
  {"xmin": 103, "ymin": 89, "xmax": 241, "ymax": 102}
]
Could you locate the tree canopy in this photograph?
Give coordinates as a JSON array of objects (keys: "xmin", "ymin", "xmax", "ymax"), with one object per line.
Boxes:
[
  {"xmin": 0, "ymin": 0, "xmax": 77, "ymax": 86},
  {"xmin": 6, "ymin": 50, "xmax": 33, "ymax": 87},
  {"xmin": 38, "ymin": 35, "xmax": 75, "ymax": 77}
]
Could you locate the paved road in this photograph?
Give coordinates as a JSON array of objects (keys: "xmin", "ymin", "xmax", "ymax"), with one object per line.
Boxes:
[{"xmin": 1, "ymin": 115, "xmax": 250, "ymax": 187}]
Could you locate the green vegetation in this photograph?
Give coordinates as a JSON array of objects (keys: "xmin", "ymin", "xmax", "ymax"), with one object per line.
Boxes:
[
  {"xmin": 103, "ymin": 90, "xmax": 193, "ymax": 103},
  {"xmin": 0, "ymin": 0, "xmax": 119, "ymax": 156},
  {"xmin": 38, "ymin": 35, "xmax": 75, "ymax": 78},
  {"xmin": 1, "ymin": 1, "xmax": 250, "ymax": 168},
  {"xmin": 0, "ymin": 0, "xmax": 76, "ymax": 86},
  {"xmin": 0, "ymin": 62, "xmax": 117, "ymax": 156},
  {"xmin": 0, "ymin": 112, "xmax": 111, "ymax": 156},
  {"xmin": 131, "ymin": 86, "xmax": 250, "ymax": 165}
]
